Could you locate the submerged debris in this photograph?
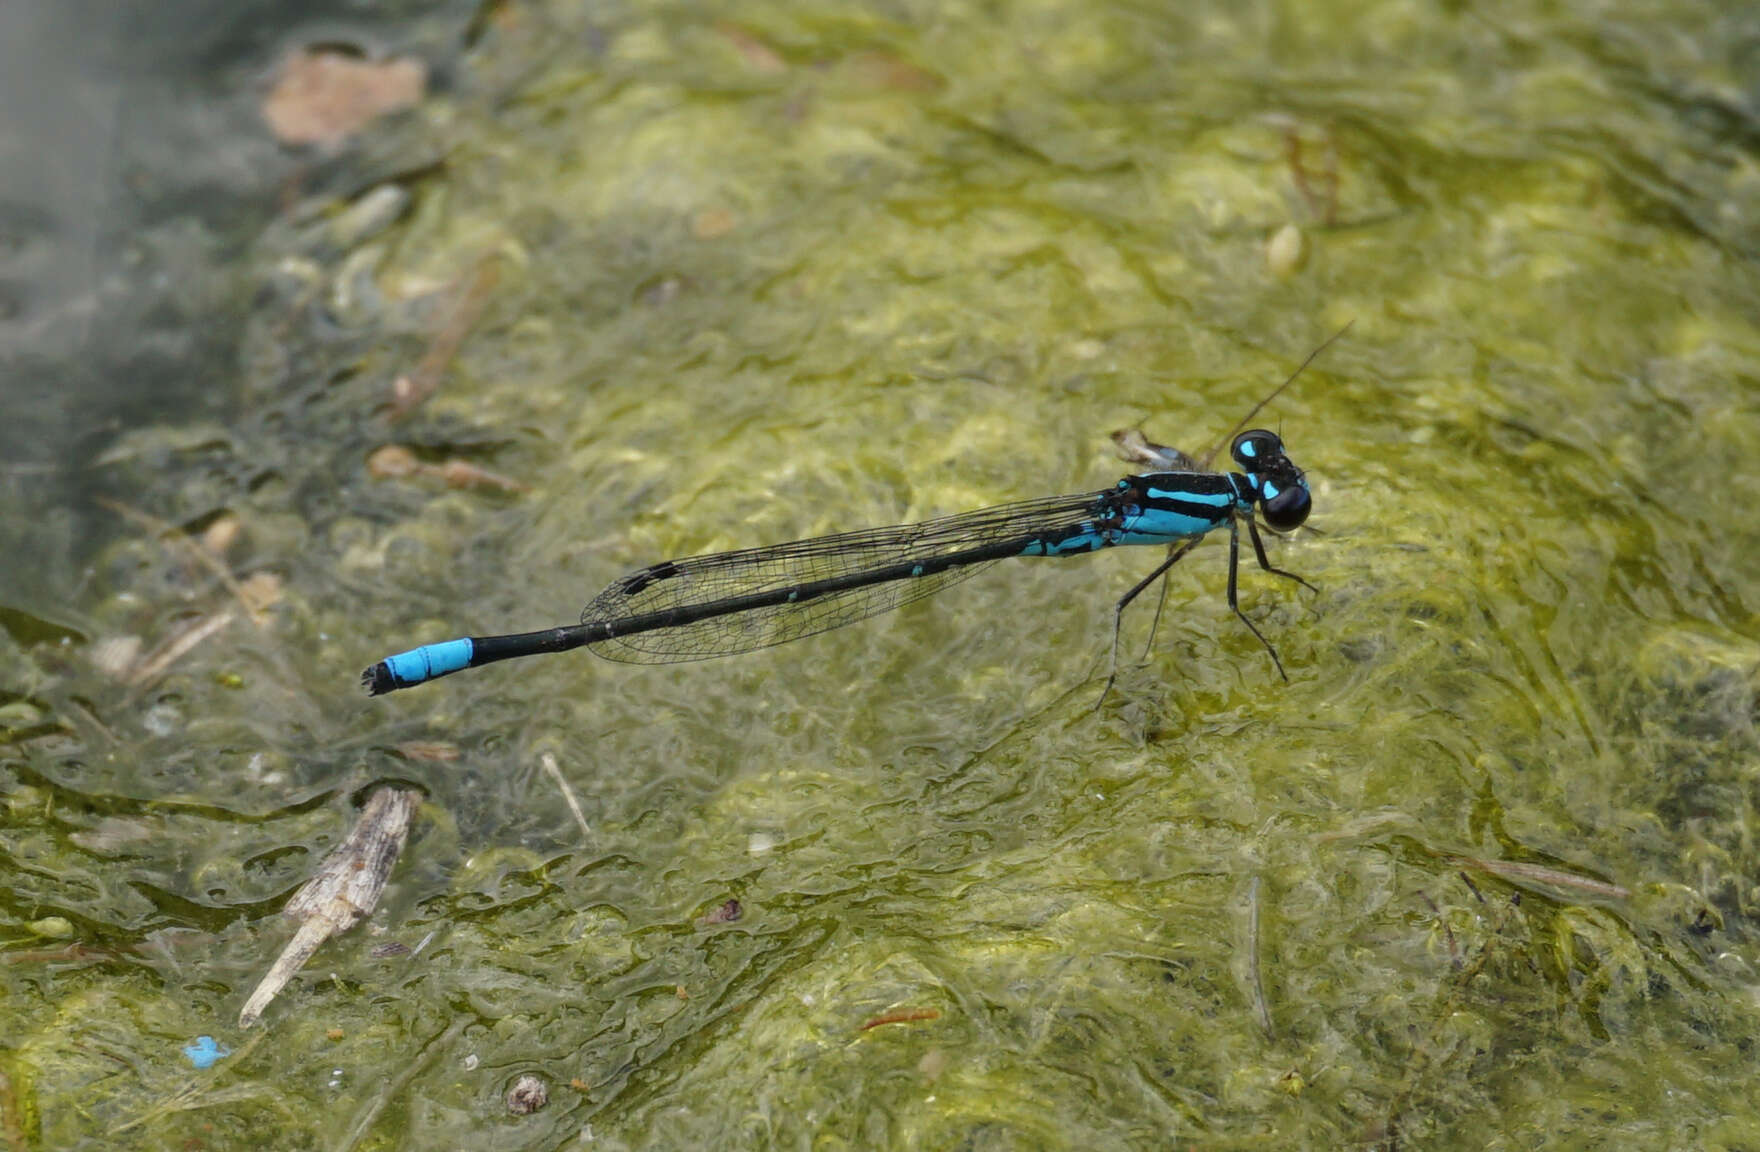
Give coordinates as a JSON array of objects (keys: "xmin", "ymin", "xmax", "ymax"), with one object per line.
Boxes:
[
  {"xmin": 700, "ymin": 898, "xmax": 743, "ymax": 926},
  {"xmin": 395, "ymin": 740, "xmax": 461, "ymax": 763},
  {"xmin": 182, "ymin": 1036, "xmax": 230, "ymax": 1069},
  {"xmin": 714, "ymin": 21, "xmax": 787, "ymax": 74},
  {"xmin": 121, "ymin": 611, "xmax": 239, "ymax": 688},
  {"xmin": 1448, "ymin": 855, "xmax": 1631, "ymax": 901},
  {"xmin": 98, "ymin": 498, "xmax": 280, "ymax": 628},
  {"xmin": 1245, "ymin": 875, "xmax": 1274, "ymax": 1040},
  {"xmin": 1276, "ymin": 117, "xmax": 1339, "ymax": 226},
  {"xmin": 388, "ymin": 256, "xmax": 500, "ymax": 417},
  {"xmin": 540, "ymin": 752, "xmax": 593, "ymax": 840},
  {"xmin": 262, "ymin": 47, "xmax": 427, "ymax": 147},
  {"xmin": 1266, "ymin": 222, "xmax": 1306, "ymax": 278},
  {"xmin": 506, "ymin": 1074, "xmax": 549, "ymax": 1115},
  {"xmin": 239, "ymin": 787, "xmax": 420, "ymax": 1027},
  {"xmin": 859, "ymin": 1008, "xmax": 940, "ymax": 1032},
  {"xmin": 366, "ymin": 445, "xmax": 528, "ymax": 493}
]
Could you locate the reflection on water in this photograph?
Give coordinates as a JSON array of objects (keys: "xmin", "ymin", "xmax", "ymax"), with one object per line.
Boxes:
[{"xmin": 2, "ymin": 1, "xmax": 1759, "ymax": 1148}]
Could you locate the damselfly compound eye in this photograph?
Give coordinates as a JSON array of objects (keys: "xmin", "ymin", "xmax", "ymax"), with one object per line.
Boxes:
[
  {"xmin": 1231, "ymin": 430, "xmax": 1285, "ymax": 470},
  {"xmin": 1261, "ymin": 483, "xmax": 1311, "ymax": 531}
]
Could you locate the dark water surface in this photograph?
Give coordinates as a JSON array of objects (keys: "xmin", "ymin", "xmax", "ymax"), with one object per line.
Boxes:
[{"xmin": 3, "ymin": 1, "xmax": 1758, "ymax": 1148}]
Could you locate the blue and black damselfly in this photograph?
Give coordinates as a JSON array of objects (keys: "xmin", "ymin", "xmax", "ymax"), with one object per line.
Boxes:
[{"xmin": 361, "ymin": 329, "xmax": 1345, "ymax": 697}]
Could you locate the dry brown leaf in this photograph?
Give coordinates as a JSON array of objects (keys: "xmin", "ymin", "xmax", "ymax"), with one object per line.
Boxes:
[
  {"xmin": 840, "ymin": 50, "xmax": 944, "ymax": 93},
  {"xmin": 692, "ymin": 207, "xmax": 738, "ymax": 239},
  {"xmin": 263, "ymin": 48, "xmax": 427, "ymax": 147},
  {"xmin": 715, "ymin": 22, "xmax": 787, "ymax": 74}
]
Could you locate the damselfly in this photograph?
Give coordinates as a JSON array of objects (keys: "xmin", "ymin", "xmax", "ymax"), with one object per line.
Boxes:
[{"xmin": 361, "ymin": 329, "xmax": 1345, "ymax": 697}]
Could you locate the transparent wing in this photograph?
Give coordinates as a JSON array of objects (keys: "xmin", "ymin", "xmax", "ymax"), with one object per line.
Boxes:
[{"xmin": 581, "ymin": 487, "xmax": 1118, "ymax": 662}]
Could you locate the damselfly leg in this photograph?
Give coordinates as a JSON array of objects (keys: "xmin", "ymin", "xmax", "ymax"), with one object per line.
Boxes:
[{"xmin": 1097, "ymin": 536, "xmax": 1202, "ymax": 707}]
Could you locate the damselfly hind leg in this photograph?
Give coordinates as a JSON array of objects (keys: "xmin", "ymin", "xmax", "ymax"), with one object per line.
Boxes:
[
  {"xmin": 1141, "ymin": 548, "xmax": 1176, "ymax": 661},
  {"xmin": 1108, "ymin": 435, "xmax": 1202, "ymax": 662}
]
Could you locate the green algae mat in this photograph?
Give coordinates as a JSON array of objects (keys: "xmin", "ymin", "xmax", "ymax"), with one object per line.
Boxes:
[{"xmin": 3, "ymin": 1, "xmax": 1759, "ymax": 1148}]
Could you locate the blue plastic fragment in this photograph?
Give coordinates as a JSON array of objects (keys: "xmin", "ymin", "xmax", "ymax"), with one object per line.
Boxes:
[{"xmin": 183, "ymin": 1035, "xmax": 230, "ymax": 1068}]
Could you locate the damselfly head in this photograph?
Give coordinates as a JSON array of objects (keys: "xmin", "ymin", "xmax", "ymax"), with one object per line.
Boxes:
[{"xmin": 1232, "ymin": 429, "xmax": 1311, "ymax": 531}]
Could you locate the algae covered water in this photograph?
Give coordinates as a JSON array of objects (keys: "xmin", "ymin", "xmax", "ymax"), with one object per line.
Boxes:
[{"xmin": 3, "ymin": 0, "xmax": 1759, "ymax": 1147}]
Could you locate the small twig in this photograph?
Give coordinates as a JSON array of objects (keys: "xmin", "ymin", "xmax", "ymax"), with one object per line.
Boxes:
[
  {"xmin": 1246, "ymin": 876, "xmax": 1274, "ymax": 1040},
  {"xmin": 1282, "ymin": 123, "xmax": 1339, "ymax": 227},
  {"xmin": 1419, "ymin": 892, "xmax": 1461, "ymax": 970},
  {"xmin": 1446, "ymin": 855, "xmax": 1630, "ymax": 901},
  {"xmin": 0, "ymin": 943, "xmax": 112, "ymax": 967},
  {"xmin": 366, "ymin": 446, "xmax": 528, "ymax": 494},
  {"xmin": 97, "ymin": 498, "xmax": 266, "ymax": 628},
  {"xmin": 1381, "ymin": 893, "xmax": 1522, "ymax": 1147},
  {"xmin": 860, "ymin": 1008, "xmax": 940, "ymax": 1032},
  {"xmin": 126, "ymin": 610, "xmax": 238, "ymax": 688},
  {"xmin": 389, "ymin": 255, "xmax": 500, "ymax": 418},
  {"xmin": 110, "ymin": 1033, "xmax": 271, "ymax": 1135},
  {"xmin": 239, "ymin": 787, "xmax": 421, "ymax": 1027},
  {"xmin": 332, "ymin": 1016, "xmax": 470, "ymax": 1152},
  {"xmin": 539, "ymin": 753, "xmax": 592, "ymax": 841},
  {"xmin": 0, "ymin": 1064, "xmax": 25, "ymax": 1152},
  {"xmin": 63, "ymin": 696, "xmax": 118, "ymax": 746}
]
